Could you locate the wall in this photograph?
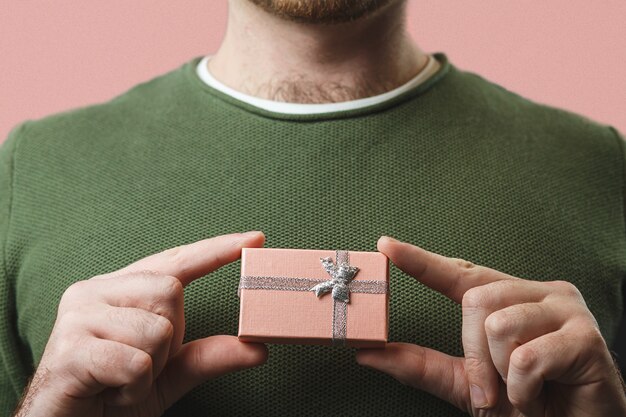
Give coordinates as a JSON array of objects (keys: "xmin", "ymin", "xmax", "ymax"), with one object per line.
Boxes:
[
  {"xmin": 1, "ymin": 0, "xmax": 625, "ymax": 366},
  {"xmin": 1, "ymin": 1, "xmax": 624, "ymax": 140}
]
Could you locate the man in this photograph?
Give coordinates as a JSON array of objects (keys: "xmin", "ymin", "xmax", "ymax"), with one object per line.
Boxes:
[{"xmin": 2, "ymin": 0, "xmax": 625, "ymax": 416}]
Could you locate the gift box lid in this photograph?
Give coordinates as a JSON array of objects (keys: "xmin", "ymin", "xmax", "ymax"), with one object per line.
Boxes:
[{"xmin": 238, "ymin": 247, "xmax": 389, "ymax": 347}]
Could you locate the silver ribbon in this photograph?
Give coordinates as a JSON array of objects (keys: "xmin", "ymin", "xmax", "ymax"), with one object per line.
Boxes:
[
  {"xmin": 311, "ymin": 251, "xmax": 358, "ymax": 303},
  {"xmin": 238, "ymin": 250, "xmax": 388, "ymax": 346}
]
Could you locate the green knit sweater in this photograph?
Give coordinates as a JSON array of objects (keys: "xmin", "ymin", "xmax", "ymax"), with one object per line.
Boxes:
[{"xmin": 1, "ymin": 52, "xmax": 625, "ymax": 417}]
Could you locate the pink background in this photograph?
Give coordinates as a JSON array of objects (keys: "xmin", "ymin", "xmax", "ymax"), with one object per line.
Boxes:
[{"xmin": 1, "ymin": 1, "xmax": 625, "ymax": 142}]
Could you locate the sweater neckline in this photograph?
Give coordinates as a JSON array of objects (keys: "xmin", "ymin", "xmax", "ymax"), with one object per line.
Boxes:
[
  {"xmin": 194, "ymin": 53, "xmax": 440, "ymax": 115},
  {"xmin": 184, "ymin": 51, "xmax": 452, "ymax": 121}
]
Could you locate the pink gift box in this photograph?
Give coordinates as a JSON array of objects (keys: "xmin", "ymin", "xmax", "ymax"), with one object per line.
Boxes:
[{"xmin": 237, "ymin": 247, "xmax": 389, "ymax": 348}]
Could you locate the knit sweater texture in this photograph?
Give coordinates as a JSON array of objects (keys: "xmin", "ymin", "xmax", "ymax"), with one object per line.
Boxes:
[{"xmin": 1, "ymin": 52, "xmax": 625, "ymax": 417}]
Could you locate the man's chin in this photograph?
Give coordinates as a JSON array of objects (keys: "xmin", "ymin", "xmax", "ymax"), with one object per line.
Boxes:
[{"xmin": 247, "ymin": 0, "xmax": 395, "ymax": 24}]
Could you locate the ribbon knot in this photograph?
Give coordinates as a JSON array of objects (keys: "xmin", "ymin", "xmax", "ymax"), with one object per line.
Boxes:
[{"xmin": 310, "ymin": 256, "xmax": 359, "ymax": 303}]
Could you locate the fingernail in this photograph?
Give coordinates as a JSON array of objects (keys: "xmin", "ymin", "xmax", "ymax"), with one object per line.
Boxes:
[
  {"xmin": 383, "ymin": 236, "xmax": 399, "ymax": 242},
  {"xmin": 470, "ymin": 384, "xmax": 488, "ymax": 409}
]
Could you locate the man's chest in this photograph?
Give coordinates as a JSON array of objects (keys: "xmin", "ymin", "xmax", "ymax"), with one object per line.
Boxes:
[{"xmin": 11, "ymin": 142, "xmax": 624, "ymax": 365}]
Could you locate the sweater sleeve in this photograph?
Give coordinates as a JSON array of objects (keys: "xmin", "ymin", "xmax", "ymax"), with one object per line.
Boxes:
[
  {"xmin": 610, "ymin": 126, "xmax": 626, "ymax": 369},
  {"xmin": 612, "ymin": 126, "xmax": 626, "ymax": 281},
  {"xmin": 0, "ymin": 122, "xmax": 31, "ymax": 416}
]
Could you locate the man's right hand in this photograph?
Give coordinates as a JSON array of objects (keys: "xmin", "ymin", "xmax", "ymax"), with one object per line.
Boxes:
[{"xmin": 14, "ymin": 231, "xmax": 268, "ymax": 417}]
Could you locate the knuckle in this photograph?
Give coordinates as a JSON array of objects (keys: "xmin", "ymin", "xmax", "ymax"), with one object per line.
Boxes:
[
  {"xmin": 162, "ymin": 245, "xmax": 183, "ymax": 259},
  {"xmin": 57, "ymin": 308, "xmax": 86, "ymax": 330},
  {"xmin": 510, "ymin": 346, "xmax": 537, "ymax": 373},
  {"xmin": 91, "ymin": 343, "xmax": 120, "ymax": 375},
  {"xmin": 580, "ymin": 325, "xmax": 605, "ymax": 350},
  {"xmin": 124, "ymin": 269, "xmax": 160, "ymax": 280},
  {"xmin": 106, "ymin": 307, "xmax": 127, "ymax": 328},
  {"xmin": 191, "ymin": 342, "xmax": 207, "ymax": 373},
  {"xmin": 128, "ymin": 351, "xmax": 153, "ymax": 378},
  {"xmin": 208, "ymin": 248, "xmax": 229, "ymax": 270},
  {"xmin": 462, "ymin": 287, "xmax": 486, "ymax": 309},
  {"xmin": 159, "ymin": 275, "xmax": 184, "ymax": 300},
  {"xmin": 454, "ymin": 257, "xmax": 477, "ymax": 272},
  {"xmin": 54, "ymin": 333, "xmax": 87, "ymax": 360},
  {"xmin": 138, "ymin": 269, "xmax": 162, "ymax": 277},
  {"xmin": 147, "ymin": 276, "xmax": 183, "ymax": 317},
  {"xmin": 151, "ymin": 315, "xmax": 174, "ymax": 342},
  {"xmin": 484, "ymin": 311, "xmax": 511, "ymax": 338},
  {"xmin": 163, "ymin": 246, "xmax": 190, "ymax": 275},
  {"xmin": 60, "ymin": 280, "xmax": 89, "ymax": 304},
  {"xmin": 454, "ymin": 258, "xmax": 481, "ymax": 288},
  {"xmin": 397, "ymin": 348, "xmax": 427, "ymax": 388},
  {"xmin": 550, "ymin": 280, "xmax": 582, "ymax": 298},
  {"xmin": 451, "ymin": 360, "xmax": 473, "ymax": 411},
  {"xmin": 114, "ymin": 308, "xmax": 150, "ymax": 336},
  {"xmin": 463, "ymin": 354, "xmax": 490, "ymax": 376}
]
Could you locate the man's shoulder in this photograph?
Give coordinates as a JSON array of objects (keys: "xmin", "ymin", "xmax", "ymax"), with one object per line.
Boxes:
[
  {"xmin": 445, "ymin": 63, "xmax": 621, "ymax": 147},
  {"xmin": 10, "ymin": 57, "xmax": 199, "ymax": 152}
]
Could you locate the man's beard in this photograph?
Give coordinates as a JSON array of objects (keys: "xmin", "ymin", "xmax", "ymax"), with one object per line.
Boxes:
[{"xmin": 246, "ymin": 0, "xmax": 396, "ymax": 24}]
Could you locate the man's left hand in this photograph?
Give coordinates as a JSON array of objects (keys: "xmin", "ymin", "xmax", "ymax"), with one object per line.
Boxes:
[{"xmin": 355, "ymin": 236, "xmax": 626, "ymax": 417}]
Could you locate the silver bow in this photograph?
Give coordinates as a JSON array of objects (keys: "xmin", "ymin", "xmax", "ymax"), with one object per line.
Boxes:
[{"xmin": 310, "ymin": 256, "xmax": 359, "ymax": 303}]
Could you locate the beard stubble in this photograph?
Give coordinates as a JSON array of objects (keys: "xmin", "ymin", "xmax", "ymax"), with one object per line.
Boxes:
[{"xmin": 246, "ymin": 0, "xmax": 396, "ymax": 24}]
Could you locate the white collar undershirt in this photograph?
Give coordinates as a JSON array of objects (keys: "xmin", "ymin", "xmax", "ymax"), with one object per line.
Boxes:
[{"xmin": 195, "ymin": 54, "xmax": 441, "ymax": 115}]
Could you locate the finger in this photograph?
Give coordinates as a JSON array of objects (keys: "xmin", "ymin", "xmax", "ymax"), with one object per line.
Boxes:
[
  {"xmin": 108, "ymin": 231, "xmax": 265, "ymax": 286},
  {"xmin": 355, "ymin": 343, "xmax": 470, "ymax": 412},
  {"xmin": 156, "ymin": 335, "xmax": 268, "ymax": 409},
  {"xmin": 461, "ymin": 280, "xmax": 550, "ymax": 408},
  {"xmin": 61, "ymin": 273, "xmax": 185, "ymax": 356},
  {"xmin": 64, "ymin": 338, "xmax": 153, "ymax": 407},
  {"xmin": 506, "ymin": 325, "xmax": 607, "ymax": 416},
  {"xmin": 377, "ymin": 236, "xmax": 517, "ymax": 303},
  {"xmin": 83, "ymin": 305, "xmax": 174, "ymax": 380},
  {"xmin": 485, "ymin": 301, "xmax": 568, "ymax": 381}
]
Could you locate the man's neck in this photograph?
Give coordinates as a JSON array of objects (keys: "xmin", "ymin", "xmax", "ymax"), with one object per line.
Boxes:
[{"xmin": 207, "ymin": 0, "xmax": 428, "ymax": 104}]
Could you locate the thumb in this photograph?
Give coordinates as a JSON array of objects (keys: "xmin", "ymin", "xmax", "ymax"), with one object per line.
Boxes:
[
  {"xmin": 355, "ymin": 342, "xmax": 470, "ymax": 412},
  {"xmin": 158, "ymin": 335, "xmax": 268, "ymax": 408}
]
